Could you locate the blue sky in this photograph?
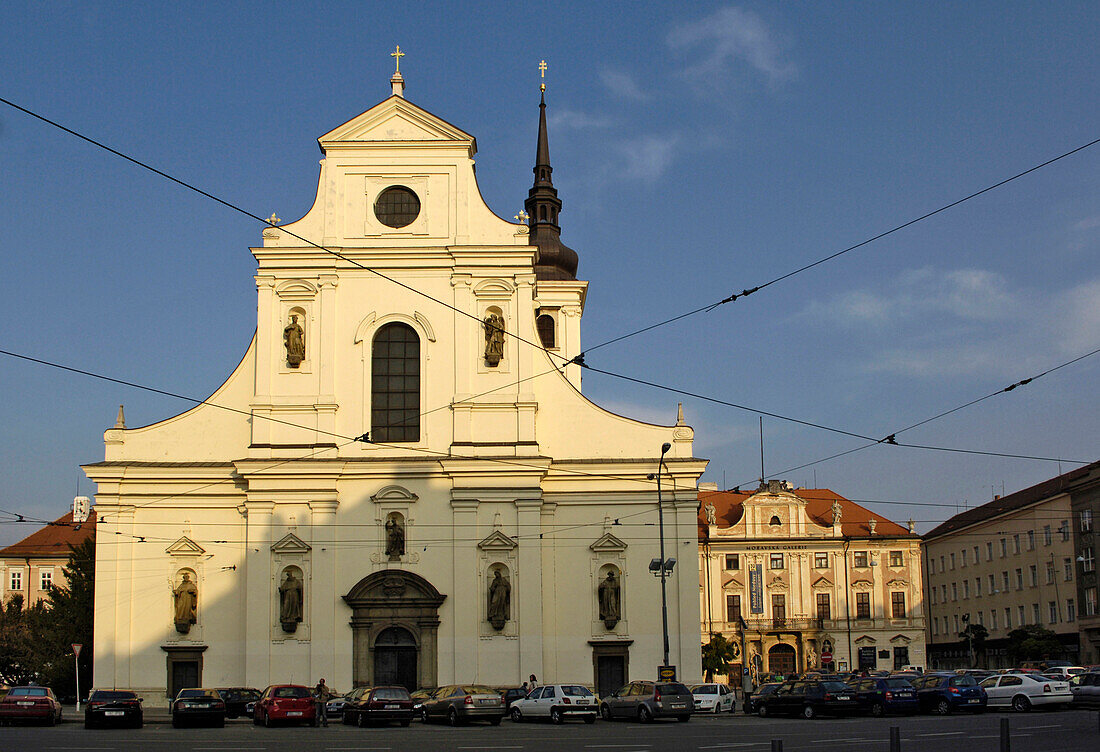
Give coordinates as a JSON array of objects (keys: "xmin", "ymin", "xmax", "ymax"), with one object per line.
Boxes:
[{"xmin": 1, "ymin": 2, "xmax": 1097, "ymax": 546}]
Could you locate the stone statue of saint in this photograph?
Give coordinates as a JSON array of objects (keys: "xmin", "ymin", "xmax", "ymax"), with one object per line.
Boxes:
[
  {"xmin": 731, "ymin": 640, "xmax": 742, "ymax": 661},
  {"xmin": 483, "ymin": 312, "xmax": 505, "ymax": 366},
  {"xmin": 831, "ymin": 499, "xmax": 843, "ymax": 526},
  {"xmin": 279, "ymin": 570, "xmax": 303, "ymax": 631},
  {"xmin": 284, "ymin": 314, "xmax": 305, "ymax": 367},
  {"xmin": 385, "ymin": 515, "xmax": 405, "ymax": 560},
  {"xmin": 487, "ymin": 569, "xmax": 510, "ymax": 630},
  {"xmin": 598, "ymin": 571, "xmax": 621, "ymax": 629},
  {"xmin": 173, "ymin": 572, "xmax": 198, "ymax": 634},
  {"xmin": 806, "ymin": 646, "xmax": 818, "ymax": 669},
  {"xmin": 704, "ymin": 503, "xmax": 717, "ymax": 526}
]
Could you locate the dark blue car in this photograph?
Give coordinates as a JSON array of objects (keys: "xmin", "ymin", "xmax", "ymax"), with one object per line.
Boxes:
[
  {"xmin": 847, "ymin": 676, "xmax": 919, "ymax": 716},
  {"xmin": 912, "ymin": 673, "xmax": 987, "ymax": 714}
]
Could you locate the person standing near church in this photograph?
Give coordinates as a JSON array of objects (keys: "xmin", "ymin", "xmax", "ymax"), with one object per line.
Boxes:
[{"xmin": 314, "ymin": 678, "xmax": 330, "ymax": 727}]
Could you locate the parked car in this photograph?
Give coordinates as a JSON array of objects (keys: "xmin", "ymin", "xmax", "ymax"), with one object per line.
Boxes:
[
  {"xmin": 344, "ymin": 685, "xmax": 414, "ymax": 727},
  {"xmin": 848, "ymin": 676, "xmax": 919, "ymax": 716},
  {"xmin": 171, "ymin": 688, "xmax": 226, "ymax": 727},
  {"xmin": 410, "ymin": 688, "xmax": 435, "ymax": 719},
  {"xmin": 756, "ymin": 680, "xmax": 859, "ymax": 719},
  {"xmin": 0, "ymin": 686, "xmax": 63, "ymax": 725},
  {"xmin": 1069, "ymin": 672, "xmax": 1100, "ymax": 708},
  {"xmin": 690, "ymin": 683, "xmax": 735, "ymax": 713},
  {"xmin": 509, "ymin": 683, "xmax": 597, "ymax": 724},
  {"xmin": 85, "ymin": 689, "xmax": 143, "ymax": 728},
  {"xmin": 216, "ymin": 687, "xmax": 262, "ymax": 719},
  {"xmin": 501, "ymin": 686, "xmax": 528, "ymax": 709},
  {"xmin": 1042, "ymin": 666, "xmax": 1086, "ymax": 679},
  {"xmin": 421, "ymin": 685, "xmax": 505, "ymax": 726},
  {"xmin": 330, "ymin": 687, "xmax": 369, "ymax": 720},
  {"xmin": 253, "ymin": 684, "xmax": 317, "ymax": 727},
  {"xmin": 980, "ymin": 673, "xmax": 1072, "ymax": 712},
  {"xmin": 598, "ymin": 680, "xmax": 693, "ymax": 723},
  {"xmin": 743, "ymin": 682, "xmax": 781, "ymax": 715},
  {"xmin": 912, "ymin": 673, "xmax": 987, "ymax": 714}
]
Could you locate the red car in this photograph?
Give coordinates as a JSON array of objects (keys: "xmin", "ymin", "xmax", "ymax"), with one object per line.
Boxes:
[
  {"xmin": 0, "ymin": 686, "xmax": 63, "ymax": 725},
  {"xmin": 253, "ymin": 684, "xmax": 318, "ymax": 727}
]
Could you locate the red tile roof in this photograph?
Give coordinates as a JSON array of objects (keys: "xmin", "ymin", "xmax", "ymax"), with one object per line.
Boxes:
[
  {"xmin": 697, "ymin": 487, "xmax": 913, "ymax": 541},
  {"xmin": 0, "ymin": 510, "xmax": 96, "ymax": 558}
]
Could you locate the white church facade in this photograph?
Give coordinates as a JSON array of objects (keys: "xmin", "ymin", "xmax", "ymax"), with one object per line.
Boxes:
[{"xmin": 83, "ymin": 70, "xmax": 706, "ymax": 703}]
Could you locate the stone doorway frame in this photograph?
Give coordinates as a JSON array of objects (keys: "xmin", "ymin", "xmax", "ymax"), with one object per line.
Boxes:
[
  {"xmin": 343, "ymin": 569, "xmax": 446, "ymax": 689},
  {"xmin": 161, "ymin": 644, "xmax": 207, "ymax": 700}
]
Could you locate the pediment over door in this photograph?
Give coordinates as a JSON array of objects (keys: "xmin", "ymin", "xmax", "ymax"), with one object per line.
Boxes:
[
  {"xmin": 590, "ymin": 532, "xmax": 627, "ymax": 553},
  {"xmin": 343, "ymin": 569, "xmax": 447, "ymax": 608},
  {"xmin": 811, "ymin": 576, "xmax": 834, "ymax": 589},
  {"xmin": 166, "ymin": 537, "xmax": 205, "ymax": 556},
  {"xmin": 271, "ymin": 532, "xmax": 311, "ymax": 554},
  {"xmin": 854, "ymin": 634, "xmax": 877, "ymax": 646},
  {"xmin": 889, "ymin": 634, "xmax": 912, "ymax": 645},
  {"xmin": 477, "ymin": 530, "xmax": 518, "ymax": 552}
]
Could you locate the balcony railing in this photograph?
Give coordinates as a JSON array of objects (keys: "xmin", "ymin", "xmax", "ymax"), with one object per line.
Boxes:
[{"xmin": 706, "ymin": 616, "xmax": 924, "ymax": 633}]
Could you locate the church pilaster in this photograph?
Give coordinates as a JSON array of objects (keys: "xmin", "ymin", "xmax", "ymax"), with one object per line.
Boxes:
[
  {"xmin": 309, "ymin": 498, "xmax": 339, "ymax": 683},
  {"xmin": 244, "ymin": 501, "xmax": 274, "ymax": 688},
  {"xmin": 515, "ymin": 498, "xmax": 543, "ymax": 680},
  {"xmin": 448, "ymin": 497, "xmax": 479, "ymax": 681}
]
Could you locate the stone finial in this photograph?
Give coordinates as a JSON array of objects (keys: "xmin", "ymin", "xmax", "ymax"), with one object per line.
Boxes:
[
  {"xmin": 676, "ymin": 402, "xmax": 685, "ymax": 426},
  {"xmin": 868, "ymin": 518, "xmax": 877, "ymax": 535},
  {"xmin": 114, "ymin": 405, "xmax": 126, "ymax": 429},
  {"xmin": 907, "ymin": 518, "xmax": 916, "ymax": 534},
  {"xmin": 391, "ymin": 71, "xmax": 405, "ymax": 97}
]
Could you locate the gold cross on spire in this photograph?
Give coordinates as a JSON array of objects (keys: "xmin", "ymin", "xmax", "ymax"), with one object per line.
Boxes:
[
  {"xmin": 391, "ymin": 45, "xmax": 405, "ymax": 74},
  {"xmin": 539, "ymin": 59, "xmax": 547, "ymax": 92},
  {"xmin": 267, "ymin": 212, "xmax": 280, "ymax": 225}
]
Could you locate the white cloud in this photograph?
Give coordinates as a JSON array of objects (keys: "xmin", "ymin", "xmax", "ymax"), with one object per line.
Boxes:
[
  {"xmin": 548, "ymin": 108, "xmax": 612, "ymax": 131},
  {"xmin": 616, "ymin": 135, "xmax": 681, "ymax": 182},
  {"xmin": 599, "ymin": 69, "xmax": 650, "ymax": 101},
  {"xmin": 667, "ymin": 6, "xmax": 796, "ymax": 83}
]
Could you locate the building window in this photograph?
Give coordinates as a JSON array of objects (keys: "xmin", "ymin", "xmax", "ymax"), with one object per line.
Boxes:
[
  {"xmin": 1027, "ymin": 530, "xmax": 1035, "ymax": 550},
  {"xmin": 724, "ymin": 554, "xmax": 740, "ymax": 570},
  {"xmin": 1064, "ymin": 557, "xmax": 1074, "ymax": 581},
  {"xmin": 961, "ymin": 550, "xmax": 967, "ymax": 567},
  {"xmin": 986, "ymin": 541, "xmax": 993, "ymax": 561},
  {"xmin": 1086, "ymin": 588, "xmax": 1097, "ymax": 617},
  {"xmin": 1066, "ymin": 598, "xmax": 1076, "ymax": 622},
  {"xmin": 990, "ymin": 609, "xmax": 997, "ymax": 630},
  {"xmin": 769, "ymin": 515, "xmax": 781, "ymax": 526},
  {"xmin": 816, "ymin": 593, "xmax": 831, "ymax": 620},
  {"xmin": 536, "ymin": 313, "xmax": 556, "ymax": 349},
  {"xmin": 973, "ymin": 545, "xmax": 979, "ymax": 563},
  {"xmin": 1046, "ymin": 561, "xmax": 1055, "ymax": 585},
  {"xmin": 1082, "ymin": 547, "xmax": 1095, "ymax": 573},
  {"xmin": 891, "ymin": 592, "xmax": 906, "ymax": 619},
  {"xmin": 933, "ymin": 616, "xmax": 939, "ymax": 635},
  {"xmin": 1060, "ymin": 520, "xmax": 1070, "ymax": 541},
  {"xmin": 951, "ymin": 582, "xmax": 958, "ymax": 601},
  {"xmin": 1048, "ymin": 601, "xmax": 1058, "ymax": 624},
  {"xmin": 771, "ymin": 593, "xmax": 786, "ymax": 625},
  {"xmin": 1002, "ymin": 571, "xmax": 1010, "ymax": 592},
  {"xmin": 1004, "ymin": 607, "xmax": 1012, "ymax": 629},
  {"xmin": 1000, "ymin": 538, "xmax": 1007, "ymax": 557},
  {"xmin": 39, "ymin": 570, "xmax": 52, "ymax": 591},
  {"xmin": 1017, "ymin": 605, "xmax": 1025, "ymax": 625},
  {"xmin": 889, "ymin": 550, "xmax": 903, "ymax": 568},
  {"xmin": 769, "ymin": 553, "xmax": 784, "ymax": 570},
  {"xmin": 370, "ymin": 322, "xmax": 421, "ymax": 442},
  {"xmin": 9, "ymin": 570, "xmax": 22, "ymax": 591},
  {"xmin": 1043, "ymin": 525, "xmax": 1052, "ymax": 546},
  {"xmin": 975, "ymin": 577, "xmax": 982, "ymax": 596},
  {"xmin": 854, "ymin": 551, "xmax": 869, "ymax": 568},
  {"xmin": 941, "ymin": 584, "xmax": 947, "ymax": 602},
  {"xmin": 950, "ymin": 552, "xmax": 956, "ymax": 569},
  {"xmin": 855, "ymin": 592, "xmax": 871, "ymax": 619},
  {"xmin": 929, "ymin": 558, "xmax": 935, "ymax": 575},
  {"xmin": 963, "ymin": 580, "xmax": 970, "ymax": 599},
  {"xmin": 726, "ymin": 594, "xmax": 741, "ymax": 623},
  {"xmin": 1081, "ymin": 510, "xmax": 1093, "ymax": 532},
  {"xmin": 1032, "ymin": 603, "xmax": 1041, "ymax": 624},
  {"xmin": 373, "ymin": 185, "xmax": 421, "ymax": 228},
  {"xmin": 1029, "ymin": 565, "xmax": 1037, "ymax": 587},
  {"xmin": 977, "ymin": 610, "xmax": 984, "ymax": 626},
  {"xmin": 953, "ymin": 614, "xmax": 960, "ymax": 634},
  {"xmin": 1015, "ymin": 568, "xmax": 1024, "ymax": 590},
  {"xmin": 940, "ymin": 555, "xmax": 945, "ymax": 571},
  {"xmin": 1013, "ymin": 534, "xmax": 1020, "ymax": 554},
  {"xmin": 931, "ymin": 588, "xmax": 938, "ymax": 605},
  {"xmin": 814, "ymin": 552, "xmax": 829, "ymax": 568}
]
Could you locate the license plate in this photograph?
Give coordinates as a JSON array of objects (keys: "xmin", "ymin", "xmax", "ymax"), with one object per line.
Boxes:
[
  {"xmin": 194, "ymin": 702, "xmax": 211, "ymax": 708},
  {"xmin": 968, "ymin": 699, "xmax": 981, "ymax": 704},
  {"xmin": 670, "ymin": 703, "xmax": 686, "ymax": 709},
  {"xmin": 577, "ymin": 699, "xmax": 589, "ymax": 705},
  {"xmin": 287, "ymin": 711, "xmax": 303, "ymax": 716},
  {"xmin": 17, "ymin": 701, "xmax": 35, "ymax": 706},
  {"xmin": 105, "ymin": 710, "xmax": 125, "ymax": 716},
  {"xmin": 385, "ymin": 704, "xmax": 400, "ymax": 709},
  {"xmin": 836, "ymin": 696, "xmax": 850, "ymax": 701},
  {"xmin": 478, "ymin": 699, "xmax": 496, "ymax": 705}
]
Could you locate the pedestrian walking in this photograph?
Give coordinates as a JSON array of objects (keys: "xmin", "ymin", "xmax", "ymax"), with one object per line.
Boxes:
[
  {"xmin": 528, "ymin": 674, "xmax": 538, "ymax": 689},
  {"xmin": 314, "ymin": 678, "xmax": 330, "ymax": 727}
]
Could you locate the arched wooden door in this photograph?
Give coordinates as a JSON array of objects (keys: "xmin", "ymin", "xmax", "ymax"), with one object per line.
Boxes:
[
  {"xmin": 768, "ymin": 643, "xmax": 796, "ymax": 676},
  {"xmin": 373, "ymin": 626, "xmax": 417, "ymax": 691}
]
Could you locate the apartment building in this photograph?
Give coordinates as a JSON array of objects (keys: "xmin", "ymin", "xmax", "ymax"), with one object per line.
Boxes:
[{"xmin": 0, "ymin": 508, "xmax": 96, "ymax": 606}]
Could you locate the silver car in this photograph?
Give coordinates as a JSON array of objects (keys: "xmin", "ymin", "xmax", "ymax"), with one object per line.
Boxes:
[
  {"xmin": 599, "ymin": 681, "xmax": 693, "ymax": 723},
  {"xmin": 421, "ymin": 685, "xmax": 505, "ymax": 726},
  {"xmin": 509, "ymin": 684, "xmax": 597, "ymax": 724}
]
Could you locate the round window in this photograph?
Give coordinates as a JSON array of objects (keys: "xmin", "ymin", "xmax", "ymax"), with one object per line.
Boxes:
[{"xmin": 374, "ymin": 186, "xmax": 421, "ymax": 228}]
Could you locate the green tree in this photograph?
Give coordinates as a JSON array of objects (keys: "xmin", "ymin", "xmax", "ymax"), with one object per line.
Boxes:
[
  {"xmin": 0, "ymin": 594, "xmax": 49, "ymax": 685},
  {"xmin": 37, "ymin": 538, "xmax": 96, "ymax": 698},
  {"xmin": 701, "ymin": 632, "xmax": 737, "ymax": 682},
  {"xmin": 1005, "ymin": 624, "xmax": 1064, "ymax": 663}
]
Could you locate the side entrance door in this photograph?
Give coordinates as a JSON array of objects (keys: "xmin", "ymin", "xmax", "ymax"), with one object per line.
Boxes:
[
  {"xmin": 597, "ymin": 655, "xmax": 625, "ymax": 701},
  {"xmin": 170, "ymin": 661, "xmax": 199, "ymax": 700}
]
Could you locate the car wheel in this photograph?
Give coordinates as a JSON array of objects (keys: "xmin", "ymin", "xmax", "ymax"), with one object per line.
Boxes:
[
  {"xmin": 871, "ymin": 702, "xmax": 885, "ymax": 717},
  {"xmin": 217, "ymin": 718, "xmax": 225, "ymax": 728},
  {"xmin": 600, "ymin": 704, "xmax": 612, "ymax": 721},
  {"xmin": 584, "ymin": 715, "xmax": 596, "ymax": 724},
  {"xmin": 135, "ymin": 717, "xmax": 144, "ymax": 729},
  {"xmin": 253, "ymin": 710, "xmax": 261, "ymax": 726},
  {"xmin": 490, "ymin": 717, "xmax": 502, "ymax": 726},
  {"xmin": 401, "ymin": 719, "xmax": 411, "ymax": 727},
  {"xmin": 448, "ymin": 708, "xmax": 461, "ymax": 727},
  {"xmin": 713, "ymin": 702, "xmax": 722, "ymax": 714},
  {"xmin": 638, "ymin": 705, "xmax": 652, "ymax": 723},
  {"xmin": 511, "ymin": 707, "xmax": 523, "ymax": 723},
  {"xmin": 677, "ymin": 714, "xmax": 691, "ymax": 722},
  {"xmin": 551, "ymin": 708, "xmax": 563, "ymax": 725},
  {"xmin": 172, "ymin": 717, "xmax": 180, "ymax": 728},
  {"xmin": 757, "ymin": 704, "xmax": 769, "ymax": 718},
  {"xmin": 263, "ymin": 709, "xmax": 272, "ymax": 727},
  {"xmin": 357, "ymin": 711, "xmax": 367, "ymax": 727},
  {"xmin": 802, "ymin": 705, "xmax": 816, "ymax": 720},
  {"xmin": 1012, "ymin": 695, "xmax": 1031, "ymax": 713},
  {"xmin": 935, "ymin": 699, "xmax": 952, "ymax": 716}
]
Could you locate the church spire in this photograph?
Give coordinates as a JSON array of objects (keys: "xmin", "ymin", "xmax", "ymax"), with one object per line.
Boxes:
[{"xmin": 524, "ymin": 61, "xmax": 578, "ymax": 281}]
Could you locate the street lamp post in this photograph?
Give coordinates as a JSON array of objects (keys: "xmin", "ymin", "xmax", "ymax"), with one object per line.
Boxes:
[{"xmin": 650, "ymin": 443, "xmax": 673, "ymax": 670}]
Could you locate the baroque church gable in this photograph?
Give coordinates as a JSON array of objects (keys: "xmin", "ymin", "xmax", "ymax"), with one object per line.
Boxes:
[{"xmin": 319, "ymin": 96, "xmax": 475, "ymax": 148}]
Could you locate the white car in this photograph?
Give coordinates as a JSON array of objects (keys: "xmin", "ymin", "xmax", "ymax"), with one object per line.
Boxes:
[
  {"xmin": 979, "ymin": 672, "xmax": 1072, "ymax": 711},
  {"xmin": 1042, "ymin": 666, "xmax": 1086, "ymax": 679},
  {"xmin": 690, "ymin": 683, "xmax": 735, "ymax": 713},
  {"xmin": 508, "ymin": 684, "xmax": 597, "ymax": 724}
]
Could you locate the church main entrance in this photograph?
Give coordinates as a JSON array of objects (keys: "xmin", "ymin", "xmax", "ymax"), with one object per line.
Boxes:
[
  {"xmin": 373, "ymin": 627, "xmax": 418, "ymax": 691},
  {"xmin": 344, "ymin": 570, "xmax": 446, "ymax": 690}
]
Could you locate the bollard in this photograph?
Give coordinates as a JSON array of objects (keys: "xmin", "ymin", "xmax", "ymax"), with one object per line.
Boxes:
[
  {"xmin": 889, "ymin": 726, "xmax": 901, "ymax": 752},
  {"xmin": 1000, "ymin": 717, "xmax": 1010, "ymax": 752},
  {"xmin": 771, "ymin": 739, "xmax": 783, "ymax": 752}
]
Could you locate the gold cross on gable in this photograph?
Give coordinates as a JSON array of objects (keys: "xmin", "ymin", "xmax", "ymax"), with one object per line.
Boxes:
[
  {"xmin": 539, "ymin": 59, "xmax": 547, "ymax": 92},
  {"xmin": 391, "ymin": 45, "xmax": 405, "ymax": 74}
]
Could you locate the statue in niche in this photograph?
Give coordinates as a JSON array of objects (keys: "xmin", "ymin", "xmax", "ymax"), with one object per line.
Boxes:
[
  {"xmin": 279, "ymin": 569, "xmax": 304, "ymax": 632},
  {"xmin": 487, "ymin": 569, "xmax": 510, "ymax": 630},
  {"xmin": 483, "ymin": 312, "xmax": 505, "ymax": 366},
  {"xmin": 831, "ymin": 499, "xmax": 843, "ymax": 526},
  {"xmin": 598, "ymin": 570, "xmax": 621, "ymax": 629},
  {"xmin": 173, "ymin": 572, "xmax": 198, "ymax": 634},
  {"xmin": 806, "ymin": 645, "xmax": 818, "ymax": 669},
  {"xmin": 283, "ymin": 314, "xmax": 305, "ymax": 367},
  {"xmin": 385, "ymin": 514, "xmax": 405, "ymax": 560},
  {"xmin": 730, "ymin": 640, "xmax": 742, "ymax": 661},
  {"xmin": 704, "ymin": 503, "xmax": 717, "ymax": 526}
]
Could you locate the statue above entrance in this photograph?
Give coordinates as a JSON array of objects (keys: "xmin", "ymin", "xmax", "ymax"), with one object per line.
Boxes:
[
  {"xmin": 487, "ymin": 568, "xmax": 510, "ymax": 630},
  {"xmin": 172, "ymin": 571, "xmax": 198, "ymax": 634},
  {"xmin": 598, "ymin": 570, "xmax": 621, "ymax": 629},
  {"xmin": 385, "ymin": 514, "xmax": 406, "ymax": 560}
]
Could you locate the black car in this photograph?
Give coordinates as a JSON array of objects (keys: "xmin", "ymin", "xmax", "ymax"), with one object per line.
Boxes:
[
  {"xmin": 501, "ymin": 687, "xmax": 528, "ymax": 708},
  {"xmin": 345, "ymin": 685, "xmax": 415, "ymax": 727},
  {"xmin": 216, "ymin": 687, "xmax": 262, "ymax": 719},
  {"xmin": 171, "ymin": 688, "xmax": 226, "ymax": 728},
  {"xmin": 757, "ymin": 680, "xmax": 859, "ymax": 719},
  {"xmin": 743, "ymin": 682, "xmax": 781, "ymax": 714},
  {"xmin": 847, "ymin": 677, "xmax": 919, "ymax": 716},
  {"xmin": 85, "ymin": 689, "xmax": 143, "ymax": 728}
]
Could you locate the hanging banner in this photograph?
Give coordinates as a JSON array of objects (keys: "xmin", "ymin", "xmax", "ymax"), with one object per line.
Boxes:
[{"xmin": 749, "ymin": 564, "xmax": 764, "ymax": 613}]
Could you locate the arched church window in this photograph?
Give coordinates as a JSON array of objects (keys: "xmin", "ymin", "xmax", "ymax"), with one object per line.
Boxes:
[
  {"xmin": 769, "ymin": 515, "xmax": 781, "ymax": 526},
  {"xmin": 536, "ymin": 314, "xmax": 556, "ymax": 349},
  {"xmin": 371, "ymin": 323, "xmax": 420, "ymax": 442}
]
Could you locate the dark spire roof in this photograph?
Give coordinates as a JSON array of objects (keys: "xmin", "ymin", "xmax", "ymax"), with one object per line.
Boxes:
[{"xmin": 524, "ymin": 91, "xmax": 579, "ymax": 281}]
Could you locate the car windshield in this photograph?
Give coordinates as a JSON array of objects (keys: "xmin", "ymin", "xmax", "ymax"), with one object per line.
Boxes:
[
  {"xmin": 820, "ymin": 681, "xmax": 850, "ymax": 691},
  {"xmin": 884, "ymin": 678, "xmax": 913, "ymax": 688},
  {"xmin": 92, "ymin": 690, "xmax": 136, "ymax": 700},
  {"xmin": 462, "ymin": 686, "xmax": 497, "ymax": 695},
  {"xmin": 949, "ymin": 676, "xmax": 977, "ymax": 687},
  {"xmin": 8, "ymin": 688, "xmax": 48, "ymax": 697},
  {"xmin": 274, "ymin": 687, "xmax": 311, "ymax": 699},
  {"xmin": 657, "ymin": 683, "xmax": 692, "ymax": 695},
  {"xmin": 562, "ymin": 685, "xmax": 592, "ymax": 696},
  {"xmin": 178, "ymin": 689, "xmax": 220, "ymax": 699},
  {"xmin": 373, "ymin": 688, "xmax": 410, "ymax": 700},
  {"xmin": 691, "ymin": 685, "xmax": 717, "ymax": 694}
]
